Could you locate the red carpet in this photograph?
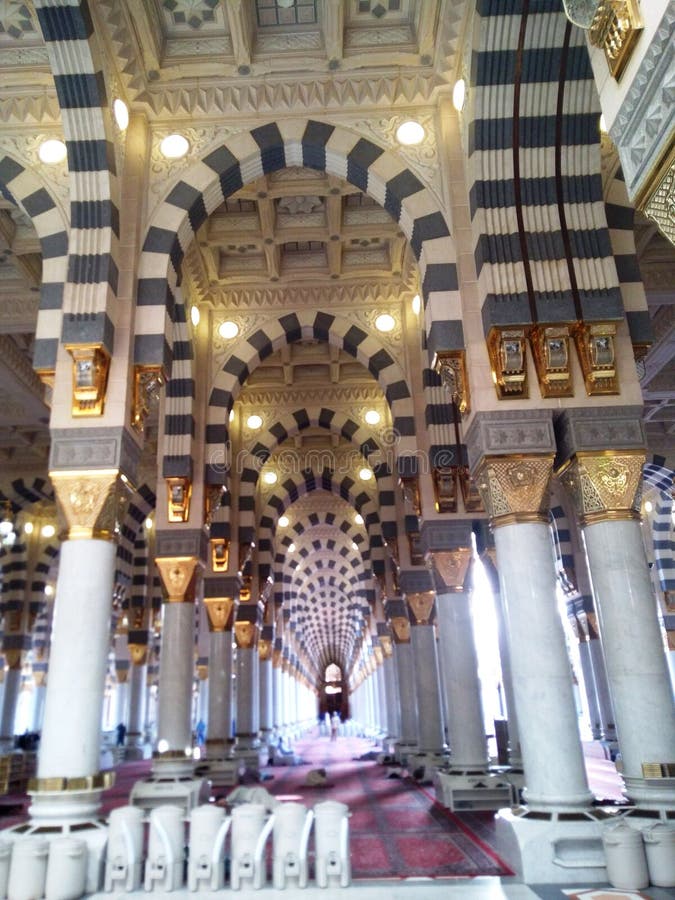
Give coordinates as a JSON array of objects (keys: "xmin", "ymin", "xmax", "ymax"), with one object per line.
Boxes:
[{"xmin": 263, "ymin": 733, "xmax": 514, "ymax": 880}]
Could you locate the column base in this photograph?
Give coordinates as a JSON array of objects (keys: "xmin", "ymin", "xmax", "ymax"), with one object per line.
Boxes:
[
  {"xmin": 197, "ymin": 757, "xmax": 242, "ymax": 790},
  {"xmin": 434, "ymin": 770, "xmax": 517, "ymax": 811},
  {"xmin": 233, "ymin": 737, "xmax": 266, "ymax": 773},
  {"xmin": 408, "ymin": 751, "xmax": 448, "ymax": 783},
  {"xmin": 129, "ymin": 755, "xmax": 209, "ymax": 814},
  {"xmin": 622, "ymin": 775, "xmax": 675, "ymax": 809},
  {"xmin": 393, "ymin": 740, "xmax": 417, "ymax": 766},
  {"xmin": 493, "ymin": 806, "xmax": 610, "ymax": 884}
]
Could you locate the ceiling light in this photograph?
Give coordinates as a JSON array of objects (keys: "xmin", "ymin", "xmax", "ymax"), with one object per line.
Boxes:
[
  {"xmin": 41, "ymin": 524, "xmax": 56, "ymax": 538},
  {"xmin": 113, "ymin": 98, "xmax": 129, "ymax": 130},
  {"xmin": 354, "ymin": 513, "xmax": 364, "ymax": 525},
  {"xmin": 365, "ymin": 410, "xmax": 380, "ymax": 426},
  {"xmin": 412, "ymin": 294, "xmax": 421, "ymax": 315},
  {"xmin": 218, "ymin": 320, "xmax": 239, "ymax": 340},
  {"xmin": 359, "ymin": 468, "xmax": 373, "ymax": 482},
  {"xmin": 190, "ymin": 305, "xmax": 200, "ymax": 327},
  {"xmin": 247, "ymin": 414, "xmax": 263, "ymax": 430},
  {"xmin": 396, "ymin": 120, "xmax": 425, "ymax": 146},
  {"xmin": 145, "ymin": 517, "xmax": 153, "ymax": 530},
  {"xmin": 229, "ymin": 409, "xmax": 235, "ymax": 422},
  {"xmin": 644, "ymin": 500, "xmax": 653, "ymax": 514},
  {"xmin": 45, "ymin": 584, "xmax": 54, "ymax": 597},
  {"xmin": 375, "ymin": 313, "xmax": 395, "ymax": 333},
  {"xmin": 288, "ymin": 542, "xmax": 296, "ymax": 553},
  {"xmin": 351, "ymin": 541, "xmax": 358, "ymax": 551},
  {"xmin": 160, "ymin": 133, "xmax": 189, "ymax": 159},
  {"xmin": 278, "ymin": 515, "xmax": 289, "ymax": 528},
  {"xmin": 38, "ymin": 139, "xmax": 67, "ymax": 165},
  {"xmin": 24, "ymin": 522, "xmax": 34, "ymax": 535},
  {"xmin": 452, "ymin": 78, "xmax": 466, "ymax": 112},
  {"xmin": 599, "ymin": 114, "xmax": 607, "ymax": 133},
  {"xmin": 263, "ymin": 471, "xmax": 278, "ymax": 485}
]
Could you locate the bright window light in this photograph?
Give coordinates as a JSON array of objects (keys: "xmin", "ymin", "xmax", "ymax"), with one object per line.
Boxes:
[
  {"xmin": 218, "ymin": 320, "xmax": 239, "ymax": 339},
  {"xmin": 113, "ymin": 98, "xmax": 129, "ymax": 130},
  {"xmin": 396, "ymin": 120, "xmax": 425, "ymax": 146},
  {"xmin": 247, "ymin": 414, "xmax": 263, "ymax": 430},
  {"xmin": 160, "ymin": 134, "xmax": 189, "ymax": 159},
  {"xmin": 38, "ymin": 139, "xmax": 67, "ymax": 165},
  {"xmin": 375, "ymin": 313, "xmax": 395, "ymax": 333}
]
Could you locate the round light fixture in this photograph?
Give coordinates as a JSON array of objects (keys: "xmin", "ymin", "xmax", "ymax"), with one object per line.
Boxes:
[
  {"xmin": 190, "ymin": 305, "xmax": 200, "ymax": 327},
  {"xmin": 113, "ymin": 98, "xmax": 129, "ymax": 130},
  {"xmin": 41, "ymin": 524, "xmax": 56, "ymax": 538},
  {"xmin": 288, "ymin": 542, "xmax": 296, "ymax": 553},
  {"xmin": 45, "ymin": 584, "xmax": 54, "ymax": 597},
  {"xmin": 160, "ymin": 133, "xmax": 189, "ymax": 159},
  {"xmin": 247, "ymin": 414, "xmax": 263, "ymax": 430},
  {"xmin": 452, "ymin": 78, "xmax": 466, "ymax": 112},
  {"xmin": 229, "ymin": 409, "xmax": 235, "ymax": 423},
  {"xmin": 157, "ymin": 739, "xmax": 169, "ymax": 753},
  {"xmin": 218, "ymin": 320, "xmax": 239, "ymax": 340},
  {"xmin": 278, "ymin": 515, "xmax": 289, "ymax": 528},
  {"xmin": 396, "ymin": 120, "xmax": 425, "ymax": 146},
  {"xmin": 375, "ymin": 313, "xmax": 395, "ymax": 333},
  {"xmin": 351, "ymin": 541, "xmax": 358, "ymax": 551},
  {"xmin": 38, "ymin": 139, "xmax": 67, "ymax": 165},
  {"xmin": 599, "ymin": 113, "xmax": 607, "ymax": 133},
  {"xmin": 263, "ymin": 471, "xmax": 278, "ymax": 485},
  {"xmin": 145, "ymin": 517, "xmax": 153, "ymax": 530},
  {"xmin": 359, "ymin": 467, "xmax": 373, "ymax": 482},
  {"xmin": 644, "ymin": 500, "xmax": 653, "ymax": 514},
  {"xmin": 24, "ymin": 522, "xmax": 34, "ymax": 535},
  {"xmin": 365, "ymin": 409, "xmax": 380, "ymax": 426},
  {"xmin": 412, "ymin": 294, "xmax": 421, "ymax": 315},
  {"xmin": 354, "ymin": 513, "xmax": 364, "ymax": 525}
]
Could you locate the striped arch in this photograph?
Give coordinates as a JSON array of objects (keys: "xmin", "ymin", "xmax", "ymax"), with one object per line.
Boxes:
[
  {"xmin": 115, "ymin": 483, "xmax": 156, "ymax": 590},
  {"xmin": 549, "ymin": 502, "xmax": 577, "ymax": 594},
  {"xmin": 643, "ymin": 462, "xmax": 675, "ymax": 594},
  {"xmin": 137, "ymin": 118, "xmax": 460, "ymax": 474},
  {"xmin": 34, "ymin": 0, "xmax": 121, "ymax": 356},
  {"xmin": 206, "ymin": 309, "xmax": 416, "ymax": 481},
  {"xmin": 467, "ymin": 2, "xmax": 623, "ymax": 341},
  {"xmin": 0, "ymin": 477, "xmax": 54, "ymax": 511},
  {"xmin": 0, "ymin": 154, "xmax": 69, "ymax": 373}
]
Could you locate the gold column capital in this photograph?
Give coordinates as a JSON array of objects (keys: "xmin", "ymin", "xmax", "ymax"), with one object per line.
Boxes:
[
  {"xmin": 128, "ymin": 644, "xmax": 148, "ymax": 666},
  {"xmin": 406, "ymin": 590, "xmax": 436, "ymax": 625},
  {"xmin": 426, "ymin": 548, "xmax": 473, "ymax": 593},
  {"xmin": 557, "ymin": 450, "xmax": 645, "ymax": 526},
  {"xmin": 389, "ymin": 615, "xmax": 411, "ymax": 644},
  {"xmin": 204, "ymin": 596, "xmax": 235, "ymax": 632},
  {"xmin": 234, "ymin": 620, "xmax": 257, "ymax": 649},
  {"xmin": 4, "ymin": 649, "xmax": 23, "ymax": 671},
  {"xmin": 379, "ymin": 634, "xmax": 393, "ymax": 658},
  {"xmin": 156, "ymin": 556, "xmax": 201, "ymax": 603},
  {"xmin": 474, "ymin": 454, "xmax": 554, "ymax": 527},
  {"xmin": 50, "ymin": 469, "xmax": 132, "ymax": 541},
  {"xmin": 272, "ymin": 647, "xmax": 283, "ymax": 668},
  {"xmin": 258, "ymin": 637, "xmax": 272, "ymax": 661},
  {"xmin": 197, "ymin": 664, "xmax": 208, "ymax": 681}
]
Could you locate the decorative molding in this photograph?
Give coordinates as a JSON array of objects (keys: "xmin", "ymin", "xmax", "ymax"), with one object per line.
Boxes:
[
  {"xmin": 464, "ymin": 410, "xmax": 556, "ymax": 473},
  {"xmin": 557, "ymin": 451, "xmax": 645, "ymax": 526},
  {"xmin": 49, "ymin": 427, "xmax": 141, "ymax": 480},
  {"xmin": 155, "ymin": 527, "xmax": 207, "ymax": 559},
  {"xmin": 0, "ymin": 334, "xmax": 44, "ymax": 399},
  {"xmin": 642, "ymin": 149, "xmax": 675, "ymax": 247},
  {"xmin": 50, "ymin": 470, "xmax": 132, "ymax": 541},
  {"xmin": 553, "ymin": 406, "xmax": 646, "ymax": 466},
  {"xmin": 474, "ymin": 455, "xmax": 554, "ymax": 526},
  {"xmin": 156, "ymin": 556, "xmax": 201, "ymax": 603},
  {"xmin": 238, "ymin": 384, "xmax": 385, "ymax": 408}
]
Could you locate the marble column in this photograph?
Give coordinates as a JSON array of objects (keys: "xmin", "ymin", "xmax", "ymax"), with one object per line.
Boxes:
[
  {"xmin": 30, "ymin": 471, "xmax": 131, "ymax": 824},
  {"xmin": 378, "ymin": 623, "xmax": 399, "ymax": 744},
  {"xmin": 406, "ymin": 591, "xmax": 445, "ymax": 756},
  {"xmin": 557, "ymin": 427, "xmax": 675, "ymax": 809},
  {"xmin": 203, "ymin": 581, "xmax": 237, "ymax": 756},
  {"xmin": 576, "ymin": 563, "xmax": 617, "ymax": 743},
  {"xmin": 467, "ymin": 413, "xmax": 593, "ymax": 812},
  {"xmin": 32, "ymin": 673, "xmax": 47, "ymax": 733},
  {"xmin": 0, "ymin": 659, "xmax": 22, "ymax": 742},
  {"xmin": 233, "ymin": 603, "xmax": 261, "ymax": 758},
  {"xmin": 126, "ymin": 646, "xmax": 148, "ymax": 753},
  {"xmin": 385, "ymin": 598, "xmax": 418, "ymax": 757},
  {"xmin": 258, "ymin": 624, "xmax": 274, "ymax": 748},
  {"xmin": 424, "ymin": 524, "xmax": 489, "ymax": 773},
  {"xmin": 272, "ymin": 638, "xmax": 283, "ymax": 738},
  {"xmin": 154, "ymin": 555, "xmax": 202, "ymax": 775}
]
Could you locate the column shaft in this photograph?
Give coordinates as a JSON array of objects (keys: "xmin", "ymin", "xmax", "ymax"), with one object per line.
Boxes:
[
  {"xmin": 157, "ymin": 602, "xmax": 195, "ymax": 753},
  {"xmin": 410, "ymin": 624, "xmax": 445, "ymax": 753}
]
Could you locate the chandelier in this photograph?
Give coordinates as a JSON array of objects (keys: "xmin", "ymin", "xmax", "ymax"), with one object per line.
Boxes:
[{"xmin": 0, "ymin": 501, "xmax": 17, "ymax": 548}]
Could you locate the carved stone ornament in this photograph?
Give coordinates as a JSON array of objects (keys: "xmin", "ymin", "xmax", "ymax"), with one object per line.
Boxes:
[
  {"xmin": 258, "ymin": 638, "xmax": 272, "ymax": 661},
  {"xmin": 406, "ymin": 590, "xmax": 436, "ymax": 626},
  {"xmin": 475, "ymin": 455, "xmax": 555, "ymax": 527},
  {"xmin": 128, "ymin": 643, "xmax": 148, "ymax": 666},
  {"xmin": 50, "ymin": 469, "xmax": 132, "ymax": 541},
  {"xmin": 234, "ymin": 620, "xmax": 257, "ymax": 649},
  {"xmin": 642, "ymin": 147, "xmax": 675, "ymax": 248},
  {"xmin": 427, "ymin": 548, "xmax": 472, "ymax": 593},
  {"xmin": 389, "ymin": 615, "xmax": 411, "ymax": 644},
  {"xmin": 204, "ymin": 596, "xmax": 234, "ymax": 632},
  {"xmin": 156, "ymin": 556, "xmax": 201, "ymax": 603},
  {"xmin": 557, "ymin": 451, "xmax": 645, "ymax": 526}
]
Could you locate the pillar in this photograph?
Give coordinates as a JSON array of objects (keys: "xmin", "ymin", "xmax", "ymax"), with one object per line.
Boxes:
[
  {"xmin": 0, "ymin": 657, "xmax": 22, "ymax": 743},
  {"xmin": 385, "ymin": 598, "xmax": 418, "ymax": 758},
  {"xmin": 378, "ymin": 623, "xmax": 399, "ymax": 744},
  {"xmin": 203, "ymin": 579, "xmax": 237, "ymax": 756},
  {"xmin": 557, "ymin": 409, "xmax": 675, "ymax": 808},
  {"xmin": 405, "ymin": 584, "xmax": 445, "ymax": 757},
  {"xmin": 126, "ymin": 646, "xmax": 148, "ymax": 752},
  {"xmin": 258, "ymin": 624, "xmax": 274, "ymax": 747},
  {"xmin": 233, "ymin": 603, "xmax": 261, "ymax": 757},
  {"xmin": 468, "ymin": 412, "xmax": 593, "ymax": 811}
]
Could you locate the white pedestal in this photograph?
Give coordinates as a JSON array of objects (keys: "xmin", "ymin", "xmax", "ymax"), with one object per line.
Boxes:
[{"xmin": 434, "ymin": 770, "xmax": 516, "ymax": 811}]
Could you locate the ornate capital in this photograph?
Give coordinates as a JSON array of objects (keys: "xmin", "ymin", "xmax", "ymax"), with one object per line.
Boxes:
[
  {"xmin": 426, "ymin": 548, "xmax": 472, "ymax": 593},
  {"xmin": 204, "ymin": 596, "xmax": 235, "ymax": 632},
  {"xmin": 389, "ymin": 615, "xmax": 411, "ymax": 644},
  {"xmin": 156, "ymin": 556, "xmax": 201, "ymax": 603},
  {"xmin": 475, "ymin": 455, "xmax": 554, "ymax": 527},
  {"xmin": 50, "ymin": 469, "xmax": 132, "ymax": 541},
  {"xmin": 557, "ymin": 451, "xmax": 645, "ymax": 526},
  {"xmin": 406, "ymin": 590, "xmax": 436, "ymax": 626},
  {"xmin": 258, "ymin": 637, "xmax": 272, "ymax": 661},
  {"xmin": 128, "ymin": 644, "xmax": 148, "ymax": 666},
  {"xmin": 234, "ymin": 620, "xmax": 257, "ymax": 649},
  {"xmin": 379, "ymin": 634, "xmax": 393, "ymax": 658}
]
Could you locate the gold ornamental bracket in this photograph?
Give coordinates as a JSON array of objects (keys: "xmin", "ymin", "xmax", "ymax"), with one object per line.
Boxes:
[
  {"xmin": 530, "ymin": 325, "xmax": 573, "ymax": 398},
  {"xmin": 433, "ymin": 349, "xmax": 470, "ymax": 415},
  {"xmin": 379, "ymin": 634, "xmax": 393, "ymax": 658},
  {"xmin": 426, "ymin": 548, "xmax": 473, "ymax": 593},
  {"xmin": 204, "ymin": 596, "xmax": 235, "ymax": 632},
  {"xmin": 210, "ymin": 538, "xmax": 229, "ymax": 573},
  {"xmin": 405, "ymin": 590, "xmax": 436, "ymax": 626},
  {"xmin": 156, "ymin": 556, "xmax": 201, "ymax": 603},
  {"xmin": 574, "ymin": 323, "xmax": 619, "ymax": 395},
  {"xmin": 131, "ymin": 365, "xmax": 165, "ymax": 434},
  {"xmin": 166, "ymin": 477, "xmax": 192, "ymax": 523},
  {"xmin": 475, "ymin": 455, "xmax": 554, "ymax": 527},
  {"xmin": 487, "ymin": 328, "xmax": 529, "ymax": 400},
  {"xmin": 50, "ymin": 469, "xmax": 132, "ymax": 541},
  {"xmin": 557, "ymin": 450, "xmax": 645, "ymax": 527},
  {"xmin": 398, "ymin": 474, "xmax": 421, "ymax": 516},
  {"xmin": 432, "ymin": 467, "xmax": 458, "ymax": 513},
  {"xmin": 589, "ymin": 0, "xmax": 643, "ymax": 79},
  {"xmin": 65, "ymin": 345, "xmax": 110, "ymax": 417}
]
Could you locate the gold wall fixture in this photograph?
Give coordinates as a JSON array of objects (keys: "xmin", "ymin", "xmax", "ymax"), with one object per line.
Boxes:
[
  {"xmin": 458, "ymin": 467, "xmax": 485, "ymax": 513},
  {"xmin": 574, "ymin": 323, "xmax": 619, "ymax": 395},
  {"xmin": 66, "ymin": 345, "xmax": 110, "ymax": 417},
  {"xmin": 433, "ymin": 349, "xmax": 470, "ymax": 414},
  {"xmin": 131, "ymin": 365, "xmax": 164, "ymax": 434},
  {"xmin": 487, "ymin": 328, "xmax": 529, "ymax": 399},
  {"xmin": 210, "ymin": 538, "xmax": 229, "ymax": 572},
  {"xmin": 204, "ymin": 485, "xmax": 226, "ymax": 525},
  {"xmin": 204, "ymin": 596, "xmax": 234, "ymax": 632},
  {"xmin": 432, "ymin": 466, "xmax": 458, "ymax": 513},
  {"xmin": 475, "ymin": 455, "xmax": 554, "ymax": 527},
  {"xmin": 166, "ymin": 476, "xmax": 192, "ymax": 523},
  {"xmin": 589, "ymin": 0, "xmax": 643, "ymax": 79},
  {"xmin": 234, "ymin": 620, "xmax": 257, "ymax": 649},
  {"xmin": 398, "ymin": 474, "xmax": 421, "ymax": 515},
  {"xmin": 407, "ymin": 528, "xmax": 423, "ymax": 565},
  {"xmin": 530, "ymin": 325, "xmax": 574, "ymax": 397},
  {"xmin": 379, "ymin": 634, "xmax": 393, "ymax": 658},
  {"xmin": 258, "ymin": 638, "xmax": 272, "ymax": 661},
  {"xmin": 426, "ymin": 548, "xmax": 473, "ymax": 593}
]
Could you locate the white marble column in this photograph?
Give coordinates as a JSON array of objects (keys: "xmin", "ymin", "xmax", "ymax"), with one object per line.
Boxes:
[
  {"xmin": 410, "ymin": 617, "xmax": 445, "ymax": 754},
  {"xmin": 258, "ymin": 626, "xmax": 274, "ymax": 746},
  {"xmin": 0, "ymin": 664, "xmax": 22, "ymax": 742},
  {"xmin": 386, "ymin": 600, "xmax": 419, "ymax": 756},
  {"xmin": 207, "ymin": 630, "xmax": 233, "ymax": 749},
  {"xmin": 233, "ymin": 605, "xmax": 260, "ymax": 756},
  {"xmin": 126, "ymin": 655, "xmax": 148, "ymax": 749},
  {"xmin": 156, "ymin": 602, "xmax": 195, "ymax": 757},
  {"xmin": 31, "ymin": 680, "xmax": 47, "ymax": 733}
]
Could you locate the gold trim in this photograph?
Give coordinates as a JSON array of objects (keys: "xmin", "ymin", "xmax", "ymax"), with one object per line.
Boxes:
[
  {"xmin": 589, "ymin": 0, "xmax": 643, "ymax": 80},
  {"xmin": 557, "ymin": 450, "xmax": 645, "ymax": 526},
  {"xmin": 50, "ymin": 469, "xmax": 132, "ymax": 541},
  {"xmin": 65, "ymin": 345, "xmax": 110, "ymax": 417},
  {"xmin": 475, "ymin": 454, "xmax": 554, "ymax": 525},
  {"xmin": 406, "ymin": 590, "xmax": 436, "ymax": 626},
  {"xmin": 432, "ymin": 467, "xmax": 458, "ymax": 514},
  {"xmin": 258, "ymin": 638, "xmax": 272, "ymax": 661},
  {"xmin": 389, "ymin": 615, "xmax": 411, "ymax": 644},
  {"xmin": 210, "ymin": 538, "xmax": 229, "ymax": 572},
  {"xmin": 128, "ymin": 643, "xmax": 149, "ymax": 666},
  {"xmin": 234, "ymin": 620, "xmax": 257, "ymax": 649},
  {"xmin": 131, "ymin": 365, "xmax": 165, "ymax": 434},
  {"xmin": 530, "ymin": 325, "xmax": 573, "ymax": 398},
  {"xmin": 166, "ymin": 477, "xmax": 192, "ymax": 523},
  {"xmin": 487, "ymin": 327, "xmax": 529, "ymax": 400},
  {"xmin": 573, "ymin": 322, "xmax": 619, "ymax": 395},
  {"xmin": 204, "ymin": 596, "xmax": 234, "ymax": 632},
  {"xmin": 156, "ymin": 556, "xmax": 201, "ymax": 603},
  {"xmin": 29, "ymin": 770, "xmax": 115, "ymax": 793},
  {"xmin": 427, "ymin": 548, "xmax": 472, "ymax": 592},
  {"xmin": 433, "ymin": 349, "xmax": 470, "ymax": 414}
]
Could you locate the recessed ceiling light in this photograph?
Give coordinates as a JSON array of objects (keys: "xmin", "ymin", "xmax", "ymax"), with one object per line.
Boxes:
[
  {"xmin": 38, "ymin": 139, "xmax": 67, "ymax": 165},
  {"xmin": 247, "ymin": 414, "xmax": 263, "ymax": 430},
  {"xmin": 41, "ymin": 524, "xmax": 56, "ymax": 538},
  {"xmin": 218, "ymin": 320, "xmax": 239, "ymax": 339},
  {"xmin": 396, "ymin": 120, "xmax": 425, "ymax": 146},
  {"xmin": 412, "ymin": 294, "xmax": 421, "ymax": 315},
  {"xmin": 145, "ymin": 517, "xmax": 153, "ymax": 530},
  {"xmin": 599, "ymin": 114, "xmax": 607, "ymax": 133},
  {"xmin": 359, "ymin": 468, "xmax": 373, "ymax": 482},
  {"xmin": 229, "ymin": 409, "xmax": 235, "ymax": 422},
  {"xmin": 354, "ymin": 513, "xmax": 364, "ymax": 525},
  {"xmin": 452, "ymin": 78, "xmax": 466, "ymax": 112},
  {"xmin": 113, "ymin": 98, "xmax": 129, "ymax": 130},
  {"xmin": 190, "ymin": 305, "xmax": 200, "ymax": 327},
  {"xmin": 160, "ymin": 133, "xmax": 189, "ymax": 159},
  {"xmin": 288, "ymin": 542, "xmax": 296, "ymax": 553},
  {"xmin": 278, "ymin": 515, "xmax": 289, "ymax": 527},
  {"xmin": 644, "ymin": 500, "xmax": 653, "ymax": 513},
  {"xmin": 263, "ymin": 471, "xmax": 278, "ymax": 485},
  {"xmin": 365, "ymin": 410, "xmax": 380, "ymax": 425},
  {"xmin": 24, "ymin": 522, "xmax": 34, "ymax": 535},
  {"xmin": 45, "ymin": 584, "xmax": 54, "ymax": 597},
  {"xmin": 351, "ymin": 541, "xmax": 358, "ymax": 551},
  {"xmin": 375, "ymin": 313, "xmax": 395, "ymax": 333}
]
